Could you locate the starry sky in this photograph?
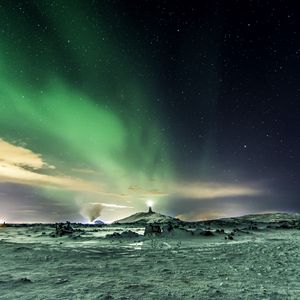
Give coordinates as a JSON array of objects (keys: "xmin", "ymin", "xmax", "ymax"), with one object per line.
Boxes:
[{"xmin": 0, "ymin": 1, "xmax": 299, "ymax": 223}]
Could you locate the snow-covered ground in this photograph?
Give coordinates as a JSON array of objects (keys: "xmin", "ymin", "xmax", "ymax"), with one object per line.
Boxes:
[{"xmin": 0, "ymin": 220, "xmax": 300, "ymax": 299}]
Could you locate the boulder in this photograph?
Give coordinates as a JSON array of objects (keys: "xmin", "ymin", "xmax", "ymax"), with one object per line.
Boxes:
[
  {"xmin": 50, "ymin": 222, "xmax": 75, "ymax": 237},
  {"xmin": 194, "ymin": 229, "xmax": 214, "ymax": 237},
  {"xmin": 144, "ymin": 223, "xmax": 162, "ymax": 236},
  {"xmin": 106, "ymin": 230, "xmax": 140, "ymax": 239},
  {"xmin": 161, "ymin": 222, "xmax": 174, "ymax": 234}
]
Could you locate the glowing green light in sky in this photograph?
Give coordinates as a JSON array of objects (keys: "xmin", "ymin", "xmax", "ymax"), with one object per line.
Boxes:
[{"xmin": 0, "ymin": 2, "xmax": 173, "ymax": 220}]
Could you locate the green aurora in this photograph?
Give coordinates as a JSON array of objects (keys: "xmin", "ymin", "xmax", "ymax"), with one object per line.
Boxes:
[
  {"xmin": 0, "ymin": 2, "xmax": 266, "ymax": 222},
  {"xmin": 0, "ymin": 2, "xmax": 173, "ymax": 221}
]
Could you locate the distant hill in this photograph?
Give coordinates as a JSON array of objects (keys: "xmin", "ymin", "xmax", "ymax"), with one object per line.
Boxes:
[
  {"xmin": 194, "ymin": 212, "xmax": 300, "ymax": 227},
  {"xmin": 94, "ymin": 220, "xmax": 105, "ymax": 225},
  {"xmin": 234, "ymin": 212, "xmax": 300, "ymax": 223},
  {"xmin": 114, "ymin": 207, "xmax": 179, "ymax": 225}
]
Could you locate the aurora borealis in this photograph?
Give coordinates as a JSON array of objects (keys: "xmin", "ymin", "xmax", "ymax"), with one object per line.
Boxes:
[{"xmin": 0, "ymin": 1, "xmax": 299, "ymax": 222}]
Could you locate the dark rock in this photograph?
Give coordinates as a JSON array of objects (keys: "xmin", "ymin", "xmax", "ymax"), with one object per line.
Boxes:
[
  {"xmin": 144, "ymin": 223, "xmax": 162, "ymax": 236},
  {"xmin": 248, "ymin": 225, "xmax": 258, "ymax": 230},
  {"xmin": 106, "ymin": 230, "xmax": 140, "ymax": 239},
  {"xmin": 50, "ymin": 221, "xmax": 75, "ymax": 237},
  {"xmin": 202, "ymin": 230, "xmax": 214, "ymax": 236},
  {"xmin": 161, "ymin": 222, "xmax": 174, "ymax": 233},
  {"xmin": 106, "ymin": 232, "xmax": 121, "ymax": 238},
  {"xmin": 19, "ymin": 278, "xmax": 32, "ymax": 283},
  {"xmin": 120, "ymin": 230, "xmax": 140, "ymax": 238},
  {"xmin": 279, "ymin": 223, "xmax": 292, "ymax": 229},
  {"xmin": 194, "ymin": 229, "xmax": 214, "ymax": 237}
]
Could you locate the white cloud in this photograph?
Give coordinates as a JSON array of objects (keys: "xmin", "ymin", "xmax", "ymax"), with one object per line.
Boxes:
[
  {"xmin": 0, "ymin": 139, "xmax": 110, "ymax": 195},
  {"xmin": 173, "ymin": 182, "xmax": 264, "ymax": 199}
]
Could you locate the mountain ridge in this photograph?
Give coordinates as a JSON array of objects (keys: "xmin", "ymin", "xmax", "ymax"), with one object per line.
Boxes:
[{"xmin": 113, "ymin": 207, "xmax": 179, "ymax": 225}]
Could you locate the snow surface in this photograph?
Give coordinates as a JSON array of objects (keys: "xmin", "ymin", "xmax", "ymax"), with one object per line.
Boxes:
[{"xmin": 0, "ymin": 213, "xmax": 300, "ymax": 299}]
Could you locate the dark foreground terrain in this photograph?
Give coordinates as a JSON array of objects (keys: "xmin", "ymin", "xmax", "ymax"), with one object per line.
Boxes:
[{"xmin": 0, "ymin": 213, "xmax": 300, "ymax": 299}]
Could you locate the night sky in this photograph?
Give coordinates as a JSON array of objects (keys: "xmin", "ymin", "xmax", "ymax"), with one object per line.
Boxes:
[{"xmin": 0, "ymin": 1, "xmax": 299, "ymax": 223}]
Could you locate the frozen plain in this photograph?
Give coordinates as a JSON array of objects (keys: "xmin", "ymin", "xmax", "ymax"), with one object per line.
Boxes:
[{"xmin": 0, "ymin": 214, "xmax": 300, "ymax": 300}]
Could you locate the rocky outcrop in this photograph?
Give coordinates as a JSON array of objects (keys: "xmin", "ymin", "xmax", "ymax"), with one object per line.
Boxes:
[
  {"xmin": 144, "ymin": 223, "xmax": 162, "ymax": 236},
  {"xmin": 106, "ymin": 230, "xmax": 141, "ymax": 239},
  {"xmin": 50, "ymin": 222, "xmax": 75, "ymax": 237},
  {"xmin": 114, "ymin": 209, "xmax": 179, "ymax": 225}
]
